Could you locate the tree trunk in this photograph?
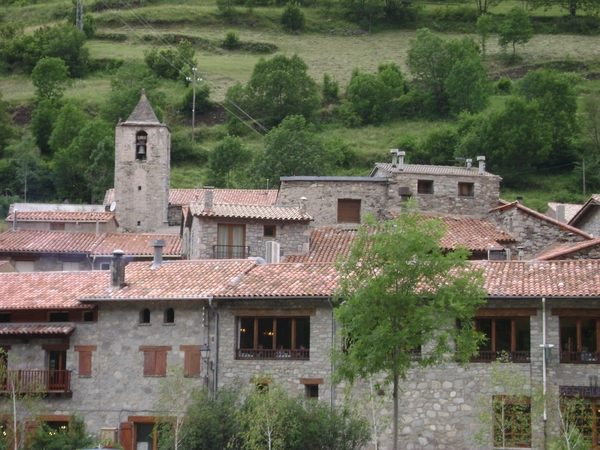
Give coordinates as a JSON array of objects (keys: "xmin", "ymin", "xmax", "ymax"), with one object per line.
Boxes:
[{"xmin": 393, "ymin": 370, "xmax": 399, "ymax": 450}]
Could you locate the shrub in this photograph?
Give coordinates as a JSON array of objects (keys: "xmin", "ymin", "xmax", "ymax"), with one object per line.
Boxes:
[
  {"xmin": 281, "ymin": 1, "xmax": 305, "ymax": 32},
  {"xmin": 222, "ymin": 30, "xmax": 240, "ymax": 49},
  {"xmin": 27, "ymin": 415, "xmax": 95, "ymax": 450},
  {"xmin": 144, "ymin": 40, "xmax": 196, "ymax": 80},
  {"xmin": 322, "ymin": 72, "xmax": 339, "ymax": 104},
  {"xmin": 495, "ymin": 77, "xmax": 512, "ymax": 94},
  {"xmin": 170, "ymin": 129, "xmax": 208, "ymax": 164}
]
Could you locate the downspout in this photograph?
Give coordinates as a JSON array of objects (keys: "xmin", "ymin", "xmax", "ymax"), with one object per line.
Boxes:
[
  {"xmin": 541, "ymin": 297, "xmax": 548, "ymax": 448},
  {"xmin": 328, "ymin": 298, "xmax": 335, "ymax": 408},
  {"xmin": 208, "ymin": 297, "xmax": 218, "ymax": 399}
]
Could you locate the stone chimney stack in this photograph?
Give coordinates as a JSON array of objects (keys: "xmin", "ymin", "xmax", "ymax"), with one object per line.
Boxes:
[
  {"xmin": 151, "ymin": 239, "xmax": 167, "ymax": 269},
  {"xmin": 477, "ymin": 156, "xmax": 486, "ymax": 175},
  {"xmin": 398, "ymin": 151, "xmax": 405, "ymax": 171},
  {"xmin": 390, "ymin": 149, "xmax": 398, "ymax": 167},
  {"xmin": 12, "ymin": 209, "xmax": 17, "ymax": 232},
  {"xmin": 556, "ymin": 204, "xmax": 566, "ymax": 223},
  {"xmin": 203, "ymin": 186, "xmax": 214, "ymax": 211},
  {"xmin": 110, "ymin": 250, "xmax": 126, "ymax": 289}
]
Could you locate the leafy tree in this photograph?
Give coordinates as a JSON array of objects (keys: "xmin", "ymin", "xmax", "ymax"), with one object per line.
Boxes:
[
  {"xmin": 332, "ymin": 205, "xmax": 486, "ymax": 450},
  {"xmin": 339, "ymin": 0, "xmax": 385, "ymax": 31},
  {"xmin": 474, "ymin": 0, "xmax": 501, "ymax": 15},
  {"xmin": 581, "ymin": 94, "xmax": 600, "ymax": 157},
  {"xmin": 12, "ymin": 133, "xmax": 41, "ymax": 203},
  {"xmin": 31, "ymin": 57, "xmax": 69, "ymax": 102},
  {"xmin": 281, "ymin": 1, "xmax": 305, "ymax": 31},
  {"xmin": 48, "ymin": 102, "xmax": 87, "ymax": 154},
  {"xmin": 476, "ymin": 14, "xmax": 493, "ymax": 59},
  {"xmin": 27, "ymin": 415, "xmax": 95, "ymax": 450},
  {"xmin": 222, "ymin": 30, "xmax": 239, "ymax": 50},
  {"xmin": 322, "ymin": 72, "xmax": 339, "ymax": 105},
  {"xmin": 144, "ymin": 40, "xmax": 197, "ymax": 80},
  {"xmin": 549, "ymin": 395, "xmax": 592, "ymax": 450},
  {"xmin": 420, "ymin": 125, "xmax": 459, "ymax": 165},
  {"xmin": 208, "ymin": 135, "xmax": 248, "ymax": 188},
  {"xmin": 227, "ymin": 54, "xmax": 320, "ymax": 128},
  {"xmin": 85, "ymin": 119, "xmax": 115, "ymax": 203},
  {"xmin": 30, "ymin": 99, "xmax": 60, "ymax": 156},
  {"xmin": 530, "ymin": 0, "xmax": 600, "ymax": 17},
  {"xmin": 0, "ymin": 91, "xmax": 14, "ymax": 156},
  {"xmin": 445, "ymin": 56, "xmax": 492, "ymax": 115},
  {"xmin": 180, "ymin": 83, "xmax": 212, "ymax": 117},
  {"xmin": 255, "ymin": 115, "xmax": 337, "ymax": 186},
  {"xmin": 407, "ymin": 29, "xmax": 450, "ymax": 100},
  {"xmin": 499, "ymin": 7, "xmax": 533, "ymax": 57}
]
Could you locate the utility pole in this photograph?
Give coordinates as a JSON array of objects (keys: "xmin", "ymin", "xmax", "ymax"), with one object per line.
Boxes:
[
  {"xmin": 76, "ymin": 0, "xmax": 84, "ymax": 32},
  {"xmin": 186, "ymin": 67, "xmax": 202, "ymax": 141}
]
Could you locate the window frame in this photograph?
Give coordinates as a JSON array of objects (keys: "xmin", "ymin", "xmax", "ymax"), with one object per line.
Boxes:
[
  {"xmin": 558, "ymin": 315, "xmax": 600, "ymax": 364},
  {"xmin": 139, "ymin": 346, "xmax": 171, "ymax": 377},
  {"xmin": 180, "ymin": 345, "xmax": 201, "ymax": 378},
  {"xmin": 493, "ymin": 396, "xmax": 532, "ymax": 448},
  {"xmin": 216, "ymin": 224, "xmax": 246, "ymax": 259},
  {"xmin": 458, "ymin": 182, "xmax": 475, "ymax": 197},
  {"xmin": 470, "ymin": 314, "xmax": 532, "ymax": 363},
  {"xmin": 417, "ymin": 180, "xmax": 434, "ymax": 195},
  {"xmin": 264, "ymin": 225, "xmax": 276, "ymax": 238},
  {"xmin": 236, "ymin": 316, "xmax": 310, "ymax": 360},
  {"xmin": 337, "ymin": 199, "xmax": 361, "ymax": 224},
  {"xmin": 74, "ymin": 345, "xmax": 96, "ymax": 377}
]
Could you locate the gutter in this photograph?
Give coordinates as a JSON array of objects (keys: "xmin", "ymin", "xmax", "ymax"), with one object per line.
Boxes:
[
  {"xmin": 208, "ymin": 297, "xmax": 218, "ymax": 399},
  {"xmin": 328, "ymin": 297, "xmax": 335, "ymax": 408}
]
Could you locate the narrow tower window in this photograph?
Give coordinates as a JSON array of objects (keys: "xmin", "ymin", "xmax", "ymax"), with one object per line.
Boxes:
[{"xmin": 135, "ymin": 131, "xmax": 148, "ymax": 161}]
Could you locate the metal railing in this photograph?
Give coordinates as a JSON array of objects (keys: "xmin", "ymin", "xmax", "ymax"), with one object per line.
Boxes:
[
  {"xmin": 0, "ymin": 370, "xmax": 72, "ymax": 394},
  {"xmin": 212, "ymin": 245, "xmax": 250, "ymax": 259},
  {"xmin": 470, "ymin": 351, "xmax": 531, "ymax": 363},
  {"xmin": 560, "ymin": 351, "xmax": 600, "ymax": 363},
  {"xmin": 236, "ymin": 348, "xmax": 310, "ymax": 360}
]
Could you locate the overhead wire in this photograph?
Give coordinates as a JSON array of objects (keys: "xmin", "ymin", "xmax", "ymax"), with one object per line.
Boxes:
[{"xmin": 96, "ymin": 0, "xmax": 269, "ymax": 136}]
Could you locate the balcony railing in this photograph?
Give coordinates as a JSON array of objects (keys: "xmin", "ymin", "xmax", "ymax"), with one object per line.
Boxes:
[
  {"xmin": 212, "ymin": 245, "xmax": 250, "ymax": 259},
  {"xmin": 560, "ymin": 351, "xmax": 600, "ymax": 363},
  {"xmin": 237, "ymin": 348, "xmax": 310, "ymax": 360},
  {"xmin": 0, "ymin": 370, "xmax": 72, "ymax": 396},
  {"xmin": 470, "ymin": 351, "xmax": 531, "ymax": 363}
]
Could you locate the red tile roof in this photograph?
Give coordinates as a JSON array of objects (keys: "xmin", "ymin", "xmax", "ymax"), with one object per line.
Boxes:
[
  {"xmin": 0, "ymin": 230, "xmax": 103, "ymax": 254},
  {"xmin": 6, "ymin": 211, "xmax": 115, "ymax": 222},
  {"xmin": 0, "ymin": 324, "xmax": 75, "ymax": 336},
  {"xmin": 491, "ymin": 201, "xmax": 594, "ymax": 240},
  {"xmin": 535, "ymin": 239, "xmax": 600, "ymax": 261},
  {"xmin": 189, "ymin": 203, "xmax": 311, "ymax": 221},
  {"xmin": 103, "ymin": 189, "xmax": 278, "ymax": 207},
  {"xmin": 0, "ymin": 271, "xmax": 105, "ymax": 309},
  {"xmin": 221, "ymin": 263, "xmax": 339, "ymax": 298},
  {"xmin": 80, "ymin": 260, "xmax": 256, "ymax": 300},
  {"xmin": 479, "ymin": 260, "xmax": 600, "ymax": 297},
  {"xmin": 90, "ymin": 234, "xmax": 181, "ymax": 257},
  {"xmin": 285, "ymin": 228, "xmax": 356, "ymax": 263}
]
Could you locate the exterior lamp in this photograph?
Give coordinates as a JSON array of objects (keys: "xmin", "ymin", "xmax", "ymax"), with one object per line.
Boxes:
[
  {"xmin": 200, "ymin": 343, "xmax": 210, "ymax": 361},
  {"xmin": 539, "ymin": 343, "xmax": 554, "ymax": 365}
]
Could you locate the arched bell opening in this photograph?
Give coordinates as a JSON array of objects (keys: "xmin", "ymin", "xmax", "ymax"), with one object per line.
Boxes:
[{"xmin": 135, "ymin": 131, "xmax": 148, "ymax": 161}]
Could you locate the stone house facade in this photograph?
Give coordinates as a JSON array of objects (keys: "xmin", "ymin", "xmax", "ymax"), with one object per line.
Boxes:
[
  {"xmin": 568, "ymin": 194, "xmax": 600, "ymax": 237},
  {"xmin": 7, "ymin": 205, "xmax": 117, "ymax": 234}
]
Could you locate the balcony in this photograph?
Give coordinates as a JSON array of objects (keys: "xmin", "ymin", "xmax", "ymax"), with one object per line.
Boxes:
[
  {"xmin": 470, "ymin": 351, "xmax": 531, "ymax": 363},
  {"xmin": 212, "ymin": 245, "xmax": 250, "ymax": 259},
  {"xmin": 236, "ymin": 348, "xmax": 310, "ymax": 360},
  {"xmin": 560, "ymin": 351, "xmax": 600, "ymax": 363},
  {"xmin": 1, "ymin": 370, "xmax": 72, "ymax": 397}
]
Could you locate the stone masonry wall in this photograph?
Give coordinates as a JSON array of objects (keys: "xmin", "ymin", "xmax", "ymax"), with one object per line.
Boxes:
[
  {"xmin": 573, "ymin": 206, "xmax": 600, "ymax": 237},
  {"xmin": 489, "ymin": 207, "xmax": 587, "ymax": 259},
  {"xmin": 278, "ymin": 178, "xmax": 388, "ymax": 228},
  {"xmin": 2, "ymin": 255, "xmax": 91, "ymax": 272}
]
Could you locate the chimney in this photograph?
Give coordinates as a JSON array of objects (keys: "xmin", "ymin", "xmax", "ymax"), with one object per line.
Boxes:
[
  {"xmin": 110, "ymin": 250, "xmax": 126, "ymax": 289},
  {"xmin": 203, "ymin": 186, "xmax": 214, "ymax": 211},
  {"xmin": 477, "ymin": 156, "xmax": 485, "ymax": 175},
  {"xmin": 466, "ymin": 159, "xmax": 472, "ymax": 169},
  {"xmin": 390, "ymin": 149, "xmax": 398, "ymax": 167},
  {"xmin": 556, "ymin": 204, "xmax": 566, "ymax": 223},
  {"xmin": 151, "ymin": 239, "xmax": 167, "ymax": 269},
  {"xmin": 398, "ymin": 151, "xmax": 405, "ymax": 171},
  {"xmin": 300, "ymin": 197, "xmax": 308, "ymax": 214},
  {"xmin": 516, "ymin": 196, "xmax": 523, "ymax": 204},
  {"xmin": 12, "ymin": 209, "xmax": 17, "ymax": 232}
]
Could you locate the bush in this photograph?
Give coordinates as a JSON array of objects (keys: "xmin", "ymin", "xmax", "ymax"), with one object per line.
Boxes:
[
  {"xmin": 170, "ymin": 129, "xmax": 208, "ymax": 164},
  {"xmin": 222, "ymin": 30, "xmax": 240, "ymax": 49},
  {"xmin": 181, "ymin": 84, "xmax": 212, "ymax": 117},
  {"xmin": 27, "ymin": 415, "xmax": 95, "ymax": 450},
  {"xmin": 495, "ymin": 77, "xmax": 512, "ymax": 94},
  {"xmin": 281, "ymin": 1, "xmax": 305, "ymax": 32},
  {"xmin": 144, "ymin": 40, "xmax": 196, "ymax": 80},
  {"xmin": 322, "ymin": 72, "xmax": 339, "ymax": 104}
]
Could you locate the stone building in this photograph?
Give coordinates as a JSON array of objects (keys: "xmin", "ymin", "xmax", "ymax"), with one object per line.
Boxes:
[
  {"xmin": 568, "ymin": 194, "xmax": 600, "ymax": 237},
  {"xmin": 7, "ymin": 204, "xmax": 117, "ymax": 234}
]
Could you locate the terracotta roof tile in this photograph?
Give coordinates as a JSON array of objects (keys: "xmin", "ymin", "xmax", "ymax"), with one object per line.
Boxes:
[
  {"xmin": 80, "ymin": 260, "xmax": 257, "ymax": 300},
  {"xmin": 0, "ymin": 230, "xmax": 103, "ymax": 253},
  {"xmin": 90, "ymin": 234, "xmax": 181, "ymax": 257},
  {"xmin": 546, "ymin": 202, "xmax": 582, "ymax": 223},
  {"xmin": 0, "ymin": 271, "xmax": 106, "ymax": 309},
  {"xmin": 189, "ymin": 203, "xmax": 311, "ymax": 221},
  {"xmin": 285, "ymin": 228, "xmax": 357, "ymax": 263},
  {"xmin": 6, "ymin": 211, "xmax": 114, "ymax": 222},
  {"xmin": 104, "ymin": 189, "xmax": 278, "ymax": 207},
  {"xmin": 535, "ymin": 239, "xmax": 600, "ymax": 260},
  {"xmin": 373, "ymin": 162, "xmax": 499, "ymax": 177},
  {"xmin": 0, "ymin": 324, "xmax": 75, "ymax": 336},
  {"xmin": 220, "ymin": 263, "xmax": 338, "ymax": 298}
]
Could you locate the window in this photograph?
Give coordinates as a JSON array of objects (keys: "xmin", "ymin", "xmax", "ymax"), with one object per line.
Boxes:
[
  {"xmin": 417, "ymin": 180, "xmax": 434, "ymax": 195},
  {"xmin": 140, "ymin": 308, "xmax": 150, "ymax": 324},
  {"xmin": 74, "ymin": 346, "xmax": 96, "ymax": 377},
  {"xmin": 560, "ymin": 316, "xmax": 600, "ymax": 363},
  {"xmin": 216, "ymin": 225, "xmax": 246, "ymax": 259},
  {"xmin": 458, "ymin": 182, "xmax": 474, "ymax": 197},
  {"xmin": 264, "ymin": 225, "xmax": 276, "ymax": 237},
  {"xmin": 50, "ymin": 223, "xmax": 65, "ymax": 231},
  {"xmin": 83, "ymin": 311, "xmax": 94, "ymax": 322},
  {"xmin": 0, "ymin": 313, "xmax": 10, "ymax": 323},
  {"xmin": 49, "ymin": 312, "xmax": 69, "ymax": 322},
  {"xmin": 337, "ymin": 199, "xmax": 361, "ymax": 223},
  {"xmin": 237, "ymin": 317, "xmax": 310, "ymax": 360},
  {"xmin": 14, "ymin": 261, "xmax": 35, "ymax": 273},
  {"xmin": 163, "ymin": 308, "xmax": 174, "ymax": 324},
  {"xmin": 43, "ymin": 345, "xmax": 69, "ymax": 392},
  {"xmin": 493, "ymin": 396, "xmax": 531, "ymax": 448},
  {"xmin": 301, "ymin": 379, "xmax": 323, "ymax": 399},
  {"xmin": 135, "ymin": 131, "xmax": 147, "ymax": 161},
  {"xmin": 62, "ymin": 262, "xmax": 79, "ymax": 272},
  {"xmin": 100, "ymin": 263, "xmax": 110, "ymax": 271},
  {"xmin": 180, "ymin": 345, "xmax": 201, "ymax": 377},
  {"xmin": 140, "ymin": 346, "xmax": 171, "ymax": 377},
  {"xmin": 472, "ymin": 317, "xmax": 530, "ymax": 362}
]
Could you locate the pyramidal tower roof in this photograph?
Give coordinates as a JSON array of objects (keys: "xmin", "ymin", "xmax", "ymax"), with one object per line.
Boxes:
[{"xmin": 124, "ymin": 89, "xmax": 160, "ymax": 125}]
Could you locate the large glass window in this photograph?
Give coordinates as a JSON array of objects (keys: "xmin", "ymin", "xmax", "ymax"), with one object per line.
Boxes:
[
  {"xmin": 472, "ymin": 317, "xmax": 530, "ymax": 362},
  {"xmin": 216, "ymin": 225, "xmax": 246, "ymax": 259},
  {"xmin": 560, "ymin": 317, "xmax": 600, "ymax": 363},
  {"xmin": 237, "ymin": 317, "xmax": 310, "ymax": 360}
]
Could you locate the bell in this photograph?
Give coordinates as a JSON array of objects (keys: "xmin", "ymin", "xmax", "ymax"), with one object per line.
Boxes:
[{"xmin": 136, "ymin": 144, "xmax": 146, "ymax": 155}]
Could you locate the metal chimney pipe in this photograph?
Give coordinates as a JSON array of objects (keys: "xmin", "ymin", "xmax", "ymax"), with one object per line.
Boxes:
[
  {"xmin": 110, "ymin": 250, "xmax": 126, "ymax": 289},
  {"xmin": 398, "ymin": 151, "xmax": 405, "ymax": 171},
  {"xmin": 477, "ymin": 156, "xmax": 486, "ymax": 175},
  {"xmin": 466, "ymin": 159, "xmax": 472, "ymax": 169},
  {"xmin": 151, "ymin": 239, "xmax": 167, "ymax": 269},
  {"xmin": 390, "ymin": 149, "xmax": 398, "ymax": 167}
]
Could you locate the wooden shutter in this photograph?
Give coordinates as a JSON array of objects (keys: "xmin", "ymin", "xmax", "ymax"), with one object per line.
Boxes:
[
  {"xmin": 74, "ymin": 346, "xmax": 96, "ymax": 377},
  {"xmin": 337, "ymin": 199, "xmax": 361, "ymax": 223},
  {"xmin": 181, "ymin": 346, "xmax": 201, "ymax": 377},
  {"xmin": 143, "ymin": 351, "xmax": 156, "ymax": 376},
  {"xmin": 140, "ymin": 346, "xmax": 171, "ymax": 376},
  {"xmin": 155, "ymin": 350, "xmax": 167, "ymax": 376},
  {"xmin": 119, "ymin": 422, "xmax": 133, "ymax": 450}
]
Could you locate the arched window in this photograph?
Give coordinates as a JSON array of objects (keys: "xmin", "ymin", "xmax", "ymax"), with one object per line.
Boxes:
[
  {"xmin": 135, "ymin": 131, "xmax": 148, "ymax": 161},
  {"xmin": 139, "ymin": 308, "xmax": 150, "ymax": 324},
  {"xmin": 164, "ymin": 308, "xmax": 174, "ymax": 324}
]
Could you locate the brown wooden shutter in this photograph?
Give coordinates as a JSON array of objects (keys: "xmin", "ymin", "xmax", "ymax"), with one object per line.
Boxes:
[
  {"xmin": 181, "ymin": 346, "xmax": 201, "ymax": 377},
  {"xmin": 119, "ymin": 422, "xmax": 133, "ymax": 450},
  {"xmin": 74, "ymin": 346, "xmax": 96, "ymax": 377},
  {"xmin": 337, "ymin": 199, "xmax": 361, "ymax": 223},
  {"xmin": 144, "ymin": 351, "xmax": 156, "ymax": 376},
  {"xmin": 155, "ymin": 350, "xmax": 167, "ymax": 376}
]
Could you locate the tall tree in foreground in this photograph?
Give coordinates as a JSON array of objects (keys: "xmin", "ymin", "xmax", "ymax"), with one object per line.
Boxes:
[
  {"xmin": 332, "ymin": 204, "xmax": 486, "ymax": 450},
  {"xmin": 499, "ymin": 7, "xmax": 533, "ymax": 58}
]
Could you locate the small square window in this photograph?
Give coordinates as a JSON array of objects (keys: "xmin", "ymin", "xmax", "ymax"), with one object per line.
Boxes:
[
  {"xmin": 137, "ymin": 221, "xmax": 141, "ymax": 226},
  {"xmin": 49, "ymin": 312, "xmax": 69, "ymax": 322},
  {"xmin": 100, "ymin": 263, "xmax": 110, "ymax": 271},
  {"xmin": 417, "ymin": 180, "xmax": 434, "ymax": 195},
  {"xmin": 264, "ymin": 225, "xmax": 276, "ymax": 237},
  {"xmin": 83, "ymin": 311, "xmax": 94, "ymax": 322},
  {"xmin": 50, "ymin": 223, "xmax": 65, "ymax": 231},
  {"xmin": 458, "ymin": 182, "xmax": 474, "ymax": 197},
  {"xmin": 305, "ymin": 384, "xmax": 319, "ymax": 398},
  {"xmin": 0, "ymin": 314, "xmax": 10, "ymax": 323},
  {"xmin": 338, "ymin": 199, "xmax": 361, "ymax": 223},
  {"xmin": 138, "ymin": 186, "xmax": 142, "ymax": 191}
]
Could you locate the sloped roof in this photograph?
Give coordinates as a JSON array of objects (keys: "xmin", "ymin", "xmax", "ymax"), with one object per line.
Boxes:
[
  {"xmin": 285, "ymin": 228, "xmax": 356, "ymax": 263},
  {"xmin": 568, "ymin": 194, "xmax": 600, "ymax": 227},
  {"xmin": 9, "ymin": 203, "xmax": 106, "ymax": 214},
  {"xmin": 80, "ymin": 260, "xmax": 257, "ymax": 300},
  {"xmin": 90, "ymin": 233, "xmax": 181, "ymax": 257},
  {"xmin": 546, "ymin": 202, "xmax": 583, "ymax": 223},
  {"xmin": 6, "ymin": 211, "xmax": 115, "ymax": 223},
  {"xmin": 0, "ymin": 271, "xmax": 105, "ymax": 309},
  {"xmin": 0, "ymin": 324, "xmax": 75, "ymax": 337},
  {"xmin": 372, "ymin": 162, "xmax": 499, "ymax": 178},
  {"xmin": 103, "ymin": 189, "xmax": 278, "ymax": 207},
  {"xmin": 479, "ymin": 260, "xmax": 600, "ymax": 297},
  {"xmin": 491, "ymin": 201, "xmax": 594, "ymax": 240},
  {"xmin": 123, "ymin": 90, "xmax": 160, "ymax": 124},
  {"xmin": 189, "ymin": 203, "xmax": 312, "ymax": 221},
  {"xmin": 535, "ymin": 239, "xmax": 600, "ymax": 261},
  {"xmin": 0, "ymin": 230, "xmax": 104, "ymax": 254},
  {"xmin": 220, "ymin": 263, "xmax": 338, "ymax": 298}
]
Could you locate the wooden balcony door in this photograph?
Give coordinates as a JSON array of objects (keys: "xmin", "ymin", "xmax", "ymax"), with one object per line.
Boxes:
[
  {"xmin": 48, "ymin": 350, "xmax": 66, "ymax": 391},
  {"xmin": 217, "ymin": 224, "xmax": 245, "ymax": 259}
]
